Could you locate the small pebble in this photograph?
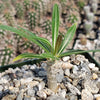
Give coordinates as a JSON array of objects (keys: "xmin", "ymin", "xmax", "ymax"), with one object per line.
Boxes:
[
  {"xmin": 47, "ymin": 95, "xmax": 67, "ymax": 100},
  {"xmin": 0, "ymin": 85, "xmax": 3, "ymax": 91},
  {"xmin": 94, "ymin": 94, "xmax": 100, "ymax": 98},
  {"xmin": 92, "ymin": 67, "xmax": 99, "ymax": 71},
  {"xmin": 16, "ymin": 92, "xmax": 23, "ymax": 100},
  {"xmin": 58, "ymin": 89, "xmax": 66, "ymax": 98},
  {"xmin": 92, "ymin": 73, "xmax": 98, "ymax": 80},
  {"xmin": 97, "ymin": 79, "xmax": 100, "ymax": 89},
  {"xmin": 33, "ymin": 86, "xmax": 39, "ymax": 93},
  {"xmin": 31, "ymin": 97, "xmax": 36, "ymax": 100},
  {"xmin": 24, "ymin": 96, "xmax": 33, "ymax": 100},
  {"xmin": 0, "ymin": 78, "xmax": 9, "ymax": 84},
  {"xmin": 2, "ymin": 94, "xmax": 16, "ymax": 100},
  {"xmin": 62, "ymin": 56, "xmax": 70, "ymax": 62},
  {"xmin": 27, "ymin": 81, "xmax": 39, "ymax": 88},
  {"xmin": 22, "ymin": 65, "xmax": 29, "ymax": 70},
  {"xmin": 27, "ymin": 88, "xmax": 35, "ymax": 97},
  {"xmin": 37, "ymin": 90, "xmax": 47, "ymax": 99},
  {"xmin": 61, "ymin": 62, "xmax": 73, "ymax": 69},
  {"xmin": 30, "ymin": 64, "xmax": 37, "ymax": 70},
  {"xmin": 10, "ymin": 87, "xmax": 19, "ymax": 93},
  {"xmin": 70, "ymin": 95, "xmax": 78, "ymax": 100},
  {"xmin": 38, "ymin": 70, "xmax": 47, "ymax": 77},
  {"xmin": 81, "ymin": 89, "xmax": 93, "ymax": 100},
  {"xmin": 43, "ymin": 88, "xmax": 54, "ymax": 96},
  {"xmin": 20, "ymin": 78, "xmax": 33, "ymax": 85},
  {"xmin": 13, "ymin": 79, "xmax": 20, "ymax": 87},
  {"xmin": 96, "ymin": 97, "xmax": 100, "ymax": 100},
  {"xmin": 38, "ymin": 81, "xmax": 45, "ymax": 91},
  {"xmin": 72, "ymin": 65, "xmax": 79, "ymax": 74},
  {"xmin": 64, "ymin": 69, "xmax": 70, "ymax": 76},
  {"xmin": 88, "ymin": 63, "xmax": 95, "ymax": 69},
  {"xmin": 66, "ymin": 82, "xmax": 81, "ymax": 95},
  {"xmin": 9, "ymin": 86, "xmax": 14, "ymax": 90},
  {"xmin": 84, "ymin": 80, "xmax": 99, "ymax": 93},
  {"xmin": 41, "ymin": 62, "xmax": 47, "ymax": 68}
]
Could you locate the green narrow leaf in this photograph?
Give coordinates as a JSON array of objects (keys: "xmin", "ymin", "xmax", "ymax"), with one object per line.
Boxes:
[
  {"xmin": 58, "ymin": 23, "xmax": 77, "ymax": 54},
  {"xmin": 59, "ymin": 49, "xmax": 100, "ymax": 57},
  {"xmin": 54, "ymin": 35, "xmax": 62, "ymax": 55},
  {"xmin": 17, "ymin": 26, "xmax": 36, "ymax": 37},
  {"xmin": 0, "ymin": 25, "xmax": 53, "ymax": 53},
  {"xmin": 52, "ymin": 4, "xmax": 59, "ymax": 50},
  {"xmin": 13, "ymin": 53, "xmax": 56, "ymax": 62},
  {"xmin": 18, "ymin": 27, "xmax": 53, "ymax": 52},
  {"xmin": 13, "ymin": 53, "xmax": 44, "ymax": 62}
]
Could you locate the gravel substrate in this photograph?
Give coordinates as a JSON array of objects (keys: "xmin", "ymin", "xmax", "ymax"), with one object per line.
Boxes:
[{"xmin": 0, "ymin": 55, "xmax": 100, "ymax": 100}]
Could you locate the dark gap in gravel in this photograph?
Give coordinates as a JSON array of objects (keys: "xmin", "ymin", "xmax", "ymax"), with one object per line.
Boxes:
[
  {"xmin": 97, "ymin": 8, "xmax": 100, "ymax": 10},
  {"xmin": 0, "ymin": 89, "xmax": 12, "ymax": 100},
  {"xmin": 96, "ymin": 30, "xmax": 100, "ymax": 39},
  {"xmin": 95, "ymin": 14, "xmax": 100, "ymax": 17}
]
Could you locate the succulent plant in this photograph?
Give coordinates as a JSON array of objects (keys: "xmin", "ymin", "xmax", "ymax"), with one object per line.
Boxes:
[
  {"xmin": 4, "ymin": 10, "xmax": 14, "ymax": 26},
  {"xmin": 0, "ymin": 48, "xmax": 14, "ymax": 66},
  {"xmin": 31, "ymin": 0, "xmax": 41, "ymax": 22},
  {"xmin": 89, "ymin": 0, "xmax": 98, "ymax": 4},
  {"xmin": 14, "ymin": 27, "xmax": 34, "ymax": 54},
  {"xmin": 3, "ymin": 0, "xmax": 11, "ymax": 10},
  {"xmin": 23, "ymin": 0, "xmax": 30, "ymax": 11},
  {"xmin": 27, "ymin": 9, "xmax": 37, "ymax": 30},
  {"xmin": 86, "ymin": 12, "xmax": 94, "ymax": 22},
  {"xmin": 91, "ymin": 3, "xmax": 98, "ymax": 13},
  {"xmin": 0, "ymin": 3, "xmax": 5, "ymax": 14},
  {"xmin": 11, "ymin": 0, "xmax": 17, "ymax": 6},
  {"xmin": 15, "ymin": 3, "xmax": 24, "ymax": 19},
  {"xmin": 17, "ymin": 19, "xmax": 25, "ymax": 27},
  {"xmin": 84, "ymin": 6, "xmax": 90, "ymax": 17},
  {"xmin": 39, "ymin": 0, "xmax": 47, "ymax": 16},
  {"xmin": 41, "ymin": 19, "xmax": 52, "ymax": 34},
  {"xmin": 68, "ymin": 14, "xmax": 78, "ymax": 24},
  {"xmin": 18, "ymin": 37, "xmax": 33, "ymax": 52},
  {"xmin": 84, "ymin": 21, "xmax": 93, "ymax": 34},
  {"xmin": 0, "ymin": 28, "xmax": 17, "ymax": 66}
]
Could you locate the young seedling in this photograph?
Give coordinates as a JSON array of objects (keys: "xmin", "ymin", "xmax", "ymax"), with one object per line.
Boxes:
[
  {"xmin": 84, "ymin": 21, "xmax": 93, "ymax": 35},
  {"xmin": 0, "ymin": 4, "xmax": 99, "ymax": 91}
]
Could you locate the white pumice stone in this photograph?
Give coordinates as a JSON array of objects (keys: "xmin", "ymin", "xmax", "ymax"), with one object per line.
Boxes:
[{"xmin": 62, "ymin": 56, "xmax": 70, "ymax": 62}]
